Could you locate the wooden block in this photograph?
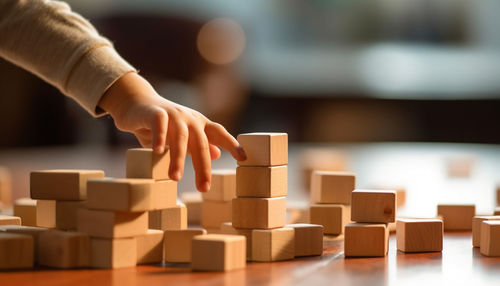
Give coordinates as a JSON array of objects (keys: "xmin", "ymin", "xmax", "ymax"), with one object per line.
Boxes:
[
  {"xmin": 0, "ymin": 232, "xmax": 33, "ymax": 269},
  {"xmin": 480, "ymin": 220, "xmax": 500, "ymax": 257},
  {"xmin": 396, "ymin": 218, "xmax": 443, "ymax": 253},
  {"xmin": 13, "ymin": 198, "xmax": 37, "ymax": 226},
  {"xmin": 472, "ymin": 216, "xmax": 500, "ymax": 247},
  {"xmin": 0, "ymin": 167, "xmax": 12, "ymax": 208},
  {"xmin": 126, "ymin": 148, "xmax": 170, "ymax": 180},
  {"xmin": 87, "ymin": 178, "xmax": 177, "ymax": 212},
  {"xmin": 0, "ymin": 225, "xmax": 48, "ymax": 262},
  {"xmin": 344, "ymin": 223, "xmax": 388, "ymax": 257},
  {"xmin": 437, "ymin": 204, "xmax": 475, "ymax": 231},
  {"xmin": 309, "ymin": 204, "xmax": 350, "ymax": 235},
  {"xmin": 90, "ymin": 237, "xmax": 137, "ymax": 268},
  {"xmin": 191, "ymin": 234, "xmax": 246, "ymax": 271},
  {"xmin": 351, "ymin": 190, "xmax": 396, "ymax": 223},
  {"xmin": 136, "ymin": 229, "xmax": 164, "ymax": 264},
  {"xmin": 300, "ymin": 149, "xmax": 349, "ymax": 190},
  {"xmin": 252, "ymin": 227, "xmax": 294, "ymax": 262},
  {"xmin": 181, "ymin": 192, "xmax": 202, "ymax": 225},
  {"xmin": 287, "ymin": 206, "xmax": 310, "ymax": 224},
  {"xmin": 149, "ymin": 203, "xmax": 187, "ymax": 230},
  {"xmin": 236, "ymin": 166, "xmax": 287, "ymax": 198},
  {"xmin": 237, "ymin": 133, "xmax": 288, "ymax": 167},
  {"xmin": 36, "ymin": 200, "xmax": 56, "ymax": 228},
  {"xmin": 447, "ymin": 156, "xmax": 474, "ymax": 178},
  {"xmin": 497, "ymin": 186, "xmax": 500, "ymax": 206},
  {"xmin": 310, "ymin": 171, "xmax": 355, "ymax": 204},
  {"xmin": 77, "ymin": 208, "xmax": 148, "ymax": 238},
  {"xmin": 232, "ymin": 197, "xmax": 286, "ymax": 229},
  {"xmin": 396, "ymin": 189, "xmax": 406, "ymax": 208},
  {"xmin": 201, "ymin": 200, "xmax": 232, "ymax": 228},
  {"xmin": 286, "ymin": 223, "xmax": 323, "ymax": 257},
  {"xmin": 494, "ymin": 207, "xmax": 500, "ymax": 216},
  {"xmin": 163, "ymin": 228, "xmax": 207, "ymax": 263},
  {"xmin": 56, "ymin": 201, "xmax": 86, "ymax": 230},
  {"xmin": 30, "ymin": 170, "xmax": 104, "ymax": 200},
  {"xmin": 0, "ymin": 214, "xmax": 21, "ymax": 226},
  {"xmin": 202, "ymin": 169, "xmax": 236, "ymax": 201},
  {"xmin": 220, "ymin": 222, "xmax": 253, "ymax": 260},
  {"xmin": 38, "ymin": 230, "xmax": 89, "ymax": 268}
]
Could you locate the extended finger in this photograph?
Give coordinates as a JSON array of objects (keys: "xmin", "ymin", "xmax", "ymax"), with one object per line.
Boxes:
[
  {"xmin": 205, "ymin": 122, "xmax": 246, "ymax": 161},
  {"xmin": 188, "ymin": 126, "xmax": 212, "ymax": 192}
]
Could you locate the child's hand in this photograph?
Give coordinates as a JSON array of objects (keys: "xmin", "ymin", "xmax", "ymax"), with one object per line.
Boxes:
[{"xmin": 99, "ymin": 72, "xmax": 246, "ymax": 192}]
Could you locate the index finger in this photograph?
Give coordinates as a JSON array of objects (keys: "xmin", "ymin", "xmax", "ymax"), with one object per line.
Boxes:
[{"xmin": 205, "ymin": 122, "xmax": 246, "ymax": 161}]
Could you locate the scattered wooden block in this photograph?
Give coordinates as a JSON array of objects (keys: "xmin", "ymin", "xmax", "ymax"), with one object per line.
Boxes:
[
  {"xmin": 181, "ymin": 192, "xmax": 202, "ymax": 225},
  {"xmin": 136, "ymin": 229, "xmax": 164, "ymax": 264},
  {"xmin": 497, "ymin": 186, "xmax": 500, "ymax": 206},
  {"xmin": 286, "ymin": 223, "xmax": 323, "ymax": 257},
  {"xmin": 0, "ymin": 167, "xmax": 12, "ymax": 208},
  {"xmin": 446, "ymin": 156, "xmax": 474, "ymax": 178},
  {"xmin": 77, "ymin": 208, "xmax": 148, "ymax": 238},
  {"xmin": 90, "ymin": 237, "xmax": 137, "ymax": 268},
  {"xmin": 13, "ymin": 198, "xmax": 37, "ymax": 226},
  {"xmin": 201, "ymin": 200, "xmax": 232, "ymax": 228},
  {"xmin": 38, "ymin": 230, "xmax": 89, "ymax": 268},
  {"xmin": 220, "ymin": 222, "xmax": 253, "ymax": 260},
  {"xmin": 237, "ymin": 133, "xmax": 288, "ymax": 167},
  {"xmin": 494, "ymin": 207, "xmax": 500, "ymax": 216},
  {"xmin": 437, "ymin": 204, "xmax": 475, "ymax": 231},
  {"xmin": 191, "ymin": 234, "xmax": 246, "ymax": 271},
  {"xmin": 252, "ymin": 227, "xmax": 294, "ymax": 262},
  {"xmin": 163, "ymin": 228, "xmax": 207, "ymax": 263},
  {"xmin": 287, "ymin": 204, "xmax": 310, "ymax": 224},
  {"xmin": 310, "ymin": 171, "xmax": 355, "ymax": 204},
  {"xmin": 0, "ymin": 232, "xmax": 33, "ymax": 269},
  {"xmin": 472, "ymin": 216, "xmax": 500, "ymax": 247},
  {"xmin": 149, "ymin": 203, "xmax": 187, "ymax": 230},
  {"xmin": 126, "ymin": 148, "xmax": 170, "ymax": 180},
  {"xmin": 236, "ymin": 166, "xmax": 287, "ymax": 198},
  {"xmin": 0, "ymin": 225, "xmax": 48, "ymax": 262},
  {"xmin": 396, "ymin": 218, "xmax": 443, "ymax": 253},
  {"xmin": 56, "ymin": 201, "xmax": 86, "ymax": 230},
  {"xmin": 351, "ymin": 190, "xmax": 396, "ymax": 223},
  {"xmin": 309, "ymin": 204, "xmax": 350, "ymax": 235},
  {"xmin": 299, "ymin": 149, "xmax": 349, "ymax": 190},
  {"xmin": 396, "ymin": 189, "xmax": 406, "ymax": 208},
  {"xmin": 0, "ymin": 214, "xmax": 21, "ymax": 226},
  {"xmin": 344, "ymin": 223, "xmax": 388, "ymax": 257},
  {"xmin": 36, "ymin": 200, "xmax": 56, "ymax": 228},
  {"xmin": 202, "ymin": 169, "xmax": 236, "ymax": 201},
  {"xmin": 480, "ymin": 220, "xmax": 500, "ymax": 257},
  {"xmin": 30, "ymin": 170, "xmax": 104, "ymax": 200},
  {"xmin": 232, "ymin": 197, "xmax": 286, "ymax": 229}
]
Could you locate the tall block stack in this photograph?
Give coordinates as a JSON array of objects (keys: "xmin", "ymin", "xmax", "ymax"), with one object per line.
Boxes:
[{"xmin": 200, "ymin": 169, "xmax": 235, "ymax": 232}]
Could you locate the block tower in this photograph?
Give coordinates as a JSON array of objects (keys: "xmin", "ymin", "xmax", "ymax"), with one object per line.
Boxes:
[{"xmin": 200, "ymin": 169, "xmax": 235, "ymax": 232}]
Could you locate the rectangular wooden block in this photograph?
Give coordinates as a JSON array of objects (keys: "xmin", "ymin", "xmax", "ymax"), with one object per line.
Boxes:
[
  {"xmin": 126, "ymin": 148, "xmax": 170, "ymax": 180},
  {"xmin": 36, "ymin": 200, "xmax": 56, "ymax": 228},
  {"xmin": 77, "ymin": 208, "xmax": 148, "ymax": 238},
  {"xmin": 286, "ymin": 223, "xmax": 323, "ymax": 257},
  {"xmin": 236, "ymin": 166, "xmax": 287, "ymax": 198},
  {"xmin": 309, "ymin": 204, "xmax": 350, "ymax": 235},
  {"xmin": 13, "ymin": 198, "xmax": 37, "ymax": 226},
  {"xmin": 396, "ymin": 218, "xmax": 443, "ymax": 253},
  {"xmin": 232, "ymin": 197, "xmax": 286, "ymax": 229},
  {"xmin": 472, "ymin": 216, "xmax": 500, "ymax": 247},
  {"xmin": 56, "ymin": 200, "xmax": 86, "ymax": 230},
  {"xmin": 344, "ymin": 223, "xmax": 388, "ymax": 257},
  {"xmin": 181, "ymin": 192, "xmax": 202, "ymax": 225},
  {"xmin": 0, "ymin": 167, "xmax": 12, "ymax": 208},
  {"xmin": 252, "ymin": 227, "xmax": 295, "ymax": 262},
  {"xmin": 437, "ymin": 204, "xmax": 475, "ymax": 231},
  {"xmin": 90, "ymin": 237, "xmax": 137, "ymax": 268},
  {"xmin": 0, "ymin": 214, "xmax": 21, "ymax": 226},
  {"xmin": 494, "ymin": 207, "xmax": 500, "ymax": 216},
  {"xmin": 0, "ymin": 232, "xmax": 33, "ymax": 269},
  {"xmin": 202, "ymin": 169, "xmax": 236, "ymax": 201},
  {"xmin": 351, "ymin": 190, "xmax": 396, "ymax": 223},
  {"xmin": 201, "ymin": 200, "xmax": 232, "ymax": 228},
  {"xmin": 0, "ymin": 225, "xmax": 48, "ymax": 262},
  {"xmin": 38, "ymin": 230, "xmax": 89, "ymax": 268},
  {"xmin": 30, "ymin": 170, "xmax": 104, "ymax": 200},
  {"xmin": 136, "ymin": 229, "xmax": 164, "ymax": 264},
  {"xmin": 220, "ymin": 222, "xmax": 253, "ymax": 260},
  {"xmin": 310, "ymin": 171, "xmax": 355, "ymax": 204},
  {"xmin": 163, "ymin": 228, "xmax": 207, "ymax": 263},
  {"xmin": 149, "ymin": 203, "xmax": 187, "ymax": 230},
  {"xmin": 396, "ymin": 189, "xmax": 406, "ymax": 208},
  {"xmin": 191, "ymin": 234, "xmax": 246, "ymax": 271},
  {"xmin": 480, "ymin": 220, "xmax": 500, "ymax": 257},
  {"xmin": 237, "ymin": 133, "xmax": 288, "ymax": 167},
  {"xmin": 87, "ymin": 178, "xmax": 177, "ymax": 212}
]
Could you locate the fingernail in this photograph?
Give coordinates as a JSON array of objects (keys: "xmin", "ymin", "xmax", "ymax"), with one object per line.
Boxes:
[
  {"xmin": 154, "ymin": 146, "xmax": 164, "ymax": 154},
  {"xmin": 171, "ymin": 171, "xmax": 181, "ymax": 181},
  {"xmin": 237, "ymin": 146, "xmax": 247, "ymax": 160},
  {"xmin": 201, "ymin": 181, "xmax": 210, "ymax": 192}
]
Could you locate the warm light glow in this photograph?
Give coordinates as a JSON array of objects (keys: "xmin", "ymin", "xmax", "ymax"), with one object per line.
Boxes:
[{"xmin": 197, "ymin": 18, "xmax": 246, "ymax": 65}]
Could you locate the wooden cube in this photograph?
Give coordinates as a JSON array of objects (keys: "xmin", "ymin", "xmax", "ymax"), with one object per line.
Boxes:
[
  {"xmin": 309, "ymin": 204, "xmax": 350, "ymax": 235},
  {"xmin": 0, "ymin": 214, "xmax": 21, "ymax": 226},
  {"xmin": 136, "ymin": 229, "xmax": 164, "ymax": 264},
  {"xmin": 77, "ymin": 208, "xmax": 148, "ymax": 238},
  {"xmin": 202, "ymin": 169, "xmax": 236, "ymax": 201},
  {"xmin": 36, "ymin": 200, "xmax": 56, "ymax": 228},
  {"xmin": 232, "ymin": 197, "xmax": 286, "ymax": 229},
  {"xmin": 191, "ymin": 234, "xmax": 246, "ymax": 271},
  {"xmin": 0, "ymin": 225, "xmax": 48, "ymax": 262},
  {"xmin": 30, "ymin": 170, "xmax": 104, "ymax": 200},
  {"xmin": 181, "ymin": 192, "xmax": 202, "ymax": 225},
  {"xmin": 13, "ymin": 198, "xmax": 37, "ymax": 226},
  {"xmin": 163, "ymin": 228, "xmax": 207, "ymax": 263},
  {"xmin": 480, "ymin": 220, "xmax": 500, "ymax": 257},
  {"xmin": 0, "ymin": 167, "xmax": 12, "ymax": 208},
  {"xmin": 237, "ymin": 133, "xmax": 288, "ymax": 167},
  {"xmin": 310, "ymin": 171, "xmax": 355, "ymax": 204},
  {"xmin": 87, "ymin": 178, "xmax": 177, "ymax": 212},
  {"xmin": 252, "ymin": 227, "xmax": 295, "ymax": 262},
  {"xmin": 90, "ymin": 237, "xmax": 137, "ymax": 268},
  {"xmin": 201, "ymin": 200, "xmax": 232, "ymax": 228},
  {"xmin": 472, "ymin": 216, "xmax": 500, "ymax": 247},
  {"xmin": 351, "ymin": 190, "xmax": 396, "ymax": 223},
  {"xmin": 494, "ymin": 207, "xmax": 500, "ymax": 216},
  {"xmin": 300, "ymin": 149, "xmax": 349, "ymax": 190},
  {"xmin": 437, "ymin": 204, "xmax": 475, "ymax": 231},
  {"xmin": 56, "ymin": 201, "xmax": 86, "ymax": 230},
  {"xmin": 344, "ymin": 223, "xmax": 388, "ymax": 257},
  {"xmin": 149, "ymin": 203, "xmax": 187, "ymax": 230},
  {"xmin": 286, "ymin": 223, "xmax": 323, "ymax": 257},
  {"xmin": 38, "ymin": 230, "xmax": 89, "ymax": 268},
  {"xmin": 236, "ymin": 166, "xmax": 287, "ymax": 198},
  {"xmin": 220, "ymin": 222, "xmax": 253, "ymax": 260},
  {"xmin": 0, "ymin": 232, "xmax": 33, "ymax": 269},
  {"xmin": 396, "ymin": 218, "xmax": 443, "ymax": 253},
  {"xmin": 126, "ymin": 148, "xmax": 170, "ymax": 180}
]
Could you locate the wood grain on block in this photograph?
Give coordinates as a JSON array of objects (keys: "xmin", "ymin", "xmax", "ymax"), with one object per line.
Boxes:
[
  {"xmin": 136, "ymin": 229, "xmax": 164, "ymax": 264},
  {"xmin": 38, "ymin": 230, "xmax": 89, "ymax": 268},
  {"xmin": 344, "ymin": 223, "xmax": 388, "ymax": 257},
  {"xmin": 236, "ymin": 166, "xmax": 287, "ymax": 198},
  {"xmin": 36, "ymin": 200, "xmax": 55, "ymax": 228},
  {"xmin": 286, "ymin": 224, "xmax": 323, "ymax": 257},
  {"xmin": 396, "ymin": 219, "xmax": 443, "ymax": 253},
  {"xmin": 149, "ymin": 204, "xmax": 187, "ymax": 230},
  {"xmin": 0, "ymin": 214, "xmax": 21, "ymax": 226},
  {"xmin": 1, "ymin": 225, "xmax": 48, "ymax": 262},
  {"xmin": 201, "ymin": 200, "xmax": 232, "ymax": 228},
  {"xmin": 77, "ymin": 208, "xmax": 148, "ymax": 238},
  {"xmin": 351, "ymin": 190, "xmax": 396, "ymax": 223},
  {"xmin": 237, "ymin": 133, "xmax": 288, "ymax": 167},
  {"xmin": 220, "ymin": 222, "xmax": 253, "ymax": 260},
  {"xmin": 0, "ymin": 167, "xmax": 12, "ymax": 208},
  {"xmin": 87, "ymin": 178, "xmax": 177, "ymax": 212},
  {"xmin": 13, "ymin": 198, "xmax": 37, "ymax": 226},
  {"xmin": 202, "ymin": 169, "xmax": 236, "ymax": 201},
  {"xmin": 480, "ymin": 221, "xmax": 500, "ymax": 257},
  {"xmin": 472, "ymin": 216, "xmax": 500, "ymax": 247},
  {"xmin": 252, "ymin": 227, "xmax": 295, "ymax": 262},
  {"xmin": 126, "ymin": 148, "xmax": 170, "ymax": 180},
  {"xmin": 181, "ymin": 192, "xmax": 202, "ymax": 225},
  {"xmin": 309, "ymin": 204, "xmax": 350, "ymax": 235},
  {"xmin": 437, "ymin": 204, "xmax": 475, "ymax": 231},
  {"xmin": 30, "ymin": 170, "xmax": 104, "ymax": 200},
  {"xmin": 56, "ymin": 201, "xmax": 86, "ymax": 230},
  {"xmin": 232, "ymin": 197, "xmax": 286, "ymax": 229},
  {"xmin": 0, "ymin": 232, "xmax": 33, "ymax": 269},
  {"xmin": 163, "ymin": 228, "xmax": 207, "ymax": 263},
  {"xmin": 310, "ymin": 171, "xmax": 355, "ymax": 204},
  {"xmin": 90, "ymin": 237, "xmax": 137, "ymax": 269},
  {"xmin": 191, "ymin": 234, "xmax": 246, "ymax": 271}
]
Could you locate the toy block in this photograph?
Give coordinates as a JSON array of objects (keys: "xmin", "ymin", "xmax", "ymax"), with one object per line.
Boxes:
[
  {"xmin": 90, "ymin": 237, "xmax": 137, "ymax": 268},
  {"xmin": 77, "ymin": 208, "xmax": 148, "ymax": 238},
  {"xmin": 237, "ymin": 133, "xmax": 288, "ymax": 167},
  {"xmin": 232, "ymin": 197, "xmax": 286, "ymax": 229},
  {"xmin": 56, "ymin": 201, "xmax": 86, "ymax": 230},
  {"xmin": 437, "ymin": 204, "xmax": 475, "ymax": 231},
  {"xmin": 202, "ymin": 169, "xmax": 236, "ymax": 201},
  {"xmin": 0, "ymin": 167, "xmax": 12, "ymax": 208},
  {"xmin": 286, "ymin": 223, "xmax": 323, "ymax": 257},
  {"xmin": 446, "ymin": 156, "xmax": 474, "ymax": 178},
  {"xmin": 191, "ymin": 234, "xmax": 246, "ymax": 271},
  {"xmin": 309, "ymin": 204, "xmax": 350, "ymax": 235},
  {"xmin": 396, "ymin": 218, "xmax": 443, "ymax": 253},
  {"xmin": 497, "ymin": 186, "xmax": 500, "ymax": 206},
  {"xmin": 0, "ymin": 232, "xmax": 33, "ymax": 269},
  {"xmin": 351, "ymin": 190, "xmax": 396, "ymax": 223},
  {"xmin": 299, "ymin": 149, "xmax": 348, "ymax": 190},
  {"xmin": 220, "ymin": 222, "xmax": 253, "ymax": 260},
  {"xmin": 36, "ymin": 200, "xmax": 56, "ymax": 228},
  {"xmin": 126, "ymin": 148, "xmax": 170, "ymax": 180},
  {"xmin": 480, "ymin": 220, "xmax": 500, "ymax": 256},
  {"xmin": 13, "ymin": 198, "xmax": 37, "ymax": 226},
  {"xmin": 396, "ymin": 189, "xmax": 406, "ymax": 208},
  {"xmin": 38, "ymin": 230, "xmax": 90, "ymax": 268},
  {"xmin": 287, "ymin": 201, "xmax": 309, "ymax": 224},
  {"xmin": 87, "ymin": 178, "xmax": 177, "ymax": 212},
  {"xmin": 310, "ymin": 171, "xmax": 355, "ymax": 204},
  {"xmin": 0, "ymin": 214, "xmax": 21, "ymax": 226},
  {"xmin": 252, "ymin": 227, "xmax": 294, "ymax": 262},
  {"xmin": 344, "ymin": 223, "xmax": 389, "ymax": 257},
  {"xmin": 201, "ymin": 200, "xmax": 232, "ymax": 228},
  {"xmin": 1, "ymin": 225, "xmax": 48, "ymax": 262},
  {"xmin": 136, "ymin": 229, "xmax": 164, "ymax": 264},
  {"xmin": 181, "ymin": 191, "xmax": 202, "ymax": 224},
  {"xmin": 236, "ymin": 166, "xmax": 287, "ymax": 198},
  {"xmin": 30, "ymin": 170, "xmax": 104, "ymax": 200},
  {"xmin": 472, "ymin": 216, "xmax": 500, "ymax": 247},
  {"xmin": 163, "ymin": 228, "xmax": 207, "ymax": 263},
  {"xmin": 149, "ymin": 203, "xmax": 187, "ymax": 230},
  {"xmin": 494, "ymin": 207, "xmax": 500, "ymax": 215}
]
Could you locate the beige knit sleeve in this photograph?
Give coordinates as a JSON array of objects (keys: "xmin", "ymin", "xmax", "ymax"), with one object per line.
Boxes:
[{"xmin": 0, "ymin": 0, "xmax": 136, "ymax": 117}]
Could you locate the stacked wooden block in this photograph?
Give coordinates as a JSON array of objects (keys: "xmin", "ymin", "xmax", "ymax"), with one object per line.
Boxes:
[
  {"xmin": 200, "ymin": 169, "xmax": 235, "ymax": 232},
  {"xmin": 0, "ymin": 167, "xmax": 12, "ymax": 211},
  {"xmin": 472, "ymin": 215, "xmax": 500, "ymax": 256}
]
